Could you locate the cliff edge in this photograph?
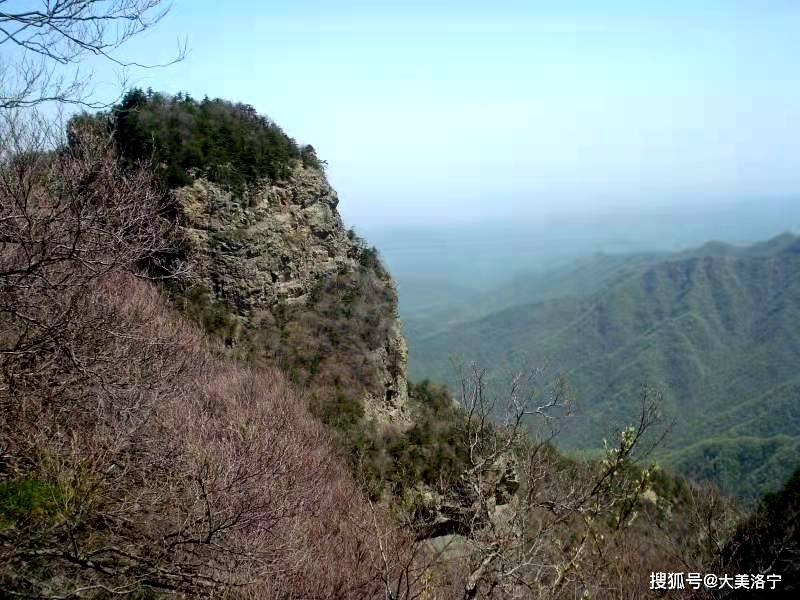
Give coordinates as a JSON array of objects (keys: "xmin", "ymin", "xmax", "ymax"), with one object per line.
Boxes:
[{"xmin": 175, "ymin": 162, "xmax": 409, "ymax": 423}]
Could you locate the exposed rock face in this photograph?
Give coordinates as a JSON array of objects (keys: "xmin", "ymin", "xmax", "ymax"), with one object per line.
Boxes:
[
  {"xmin": 176, "ymin": 163, "xmax": 408, "ymax": 420},
  {"xmin": 363, "ymin": 317, "xmax": 409, "ymax": 423},
  {"xmin": 178, "ymin": 166, "xmax": 351, "ymax": 308}
]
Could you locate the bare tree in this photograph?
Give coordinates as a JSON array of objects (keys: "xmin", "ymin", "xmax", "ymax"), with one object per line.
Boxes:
[
  {"xmin": 0, "ymin": 0, "xmax": 185, "ymax": 109},
  {"xmin": 0, "ymin": 110, "xmax": 171, "ymax": 370},
  {"xmin": 440, "ymin": 363, "xmax": 666, "ymax": 599},
  {"xmin": 352, "ymin": 361, "xmax": 669, "ymax": 599}
]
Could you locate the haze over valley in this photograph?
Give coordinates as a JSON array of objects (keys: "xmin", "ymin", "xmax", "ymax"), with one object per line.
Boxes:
[{"xmin": 372, "ymin": 196, "xmax": 800, "ymax": 324}]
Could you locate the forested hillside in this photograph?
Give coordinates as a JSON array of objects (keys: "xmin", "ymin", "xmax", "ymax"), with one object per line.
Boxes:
[{"xmin": 410, "ymin": 234, "xmax": 800, "ymax": 500}]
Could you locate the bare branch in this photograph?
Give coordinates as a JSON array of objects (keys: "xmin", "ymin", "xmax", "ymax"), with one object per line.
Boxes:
[{"xmin": 0, "ymin": 0, "xmax": 185, "ymax": 109}]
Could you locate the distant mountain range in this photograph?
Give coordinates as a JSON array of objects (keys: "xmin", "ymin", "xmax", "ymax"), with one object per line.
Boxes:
[{"xmin": 409, "ymin": 233, "xmax": 800, "ymax": 499}]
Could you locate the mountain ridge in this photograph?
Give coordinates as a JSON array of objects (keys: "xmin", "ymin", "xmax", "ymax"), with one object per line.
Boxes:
[{"xmin": 409, "ymin": 233, "xmax": 800, "ymax": 499}]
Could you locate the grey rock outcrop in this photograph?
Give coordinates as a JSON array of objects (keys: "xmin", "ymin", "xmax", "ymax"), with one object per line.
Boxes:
[{"xmin": 176, "ymin": 162, "xmax": 408, "ymax": 420}]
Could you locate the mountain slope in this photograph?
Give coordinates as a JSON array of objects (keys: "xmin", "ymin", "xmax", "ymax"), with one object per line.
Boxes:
[
  {"xmin": 4, "ymin": 91, "xmax": 766, "ymax": 599},
  {"xmin": 98, "ymin": 89, "xmax": 410, "ymax": 423},
  {"xmin": 410, "ymin": 235, "xmax": 800, "ymax": 499},
  {"xmin": 0, "ymin": 133, "xmax": 392, "ymax": 597},
  {"xmin": 405, "ymin": 251, "xmax": 668, "ymax": 339}
]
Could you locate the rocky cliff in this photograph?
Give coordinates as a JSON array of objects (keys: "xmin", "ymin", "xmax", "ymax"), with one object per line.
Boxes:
[{"xmin": 175, "ymin": 162, "xmax": 409, "ymax": 422}]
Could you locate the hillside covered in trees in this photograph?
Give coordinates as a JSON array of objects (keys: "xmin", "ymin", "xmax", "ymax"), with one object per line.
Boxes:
[{"xmin": 410, "ymin": 234, "xmax": 800, "ymax": 500}]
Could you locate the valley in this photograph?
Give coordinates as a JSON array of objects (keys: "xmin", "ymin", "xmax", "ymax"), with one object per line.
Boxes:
[{"xmin": 401, "ymin": 232, "xmax": 800, "ymax": 500}]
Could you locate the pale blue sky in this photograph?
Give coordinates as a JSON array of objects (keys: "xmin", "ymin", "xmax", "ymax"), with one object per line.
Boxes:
[{"xmin": 85, "ymin": 1, "xmax": 800, "ymax": 228}]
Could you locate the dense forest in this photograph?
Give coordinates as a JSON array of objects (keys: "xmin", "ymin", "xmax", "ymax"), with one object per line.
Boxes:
[{"xmin": 410, "ymin": 234, "xmax": 800, "ymax": 500}]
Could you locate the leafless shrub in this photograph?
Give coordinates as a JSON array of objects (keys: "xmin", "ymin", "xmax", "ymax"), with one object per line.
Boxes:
[
  {"xmin": 1, "ymin": 270, "xmax": 393, "ymax": 596},
  {"xmin": 383, "ymin": 362, "xmax": 670, "ymax": 600},
  {"xmin": 0, "ymin": 110, "xmax": 172, "ymax": 456}
]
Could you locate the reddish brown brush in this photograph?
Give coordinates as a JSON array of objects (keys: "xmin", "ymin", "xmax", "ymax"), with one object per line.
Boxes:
[{"xmin": 0, "ymin": 122, "xmax": 406, "ymax": 597}]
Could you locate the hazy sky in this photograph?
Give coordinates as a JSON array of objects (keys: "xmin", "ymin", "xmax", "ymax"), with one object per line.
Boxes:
[{"xmin": 86, "ymin": 1, "xmax": 800, "ymax": 228}]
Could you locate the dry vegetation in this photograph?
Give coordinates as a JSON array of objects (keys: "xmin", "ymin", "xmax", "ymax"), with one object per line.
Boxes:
[{"xmin": 0, "ymin": 120, "xmax": 417, "ymax": 598}]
